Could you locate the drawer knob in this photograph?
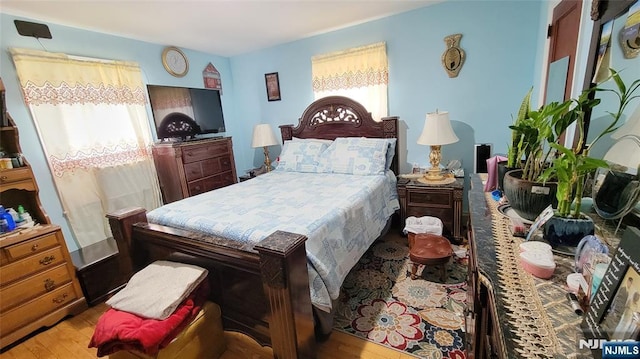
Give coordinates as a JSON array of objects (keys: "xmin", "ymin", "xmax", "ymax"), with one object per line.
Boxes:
[
  {"xmin": 52, "ymin": 293, "xmax": 68, "ymax": 304},
  {"xmin": 31, "ymin": 244, "xmax": 39, "ymax": 251},
  {"xmin": 0, "ymin": 176, "xmax": 7, "ymax": 181},
  {"xmin": 39, "ymin": 255, "xmax": 55, "ymax": 266},
  {"xmin": 44, "ymin": 278, "xmax": 55, "ymax": 291}
]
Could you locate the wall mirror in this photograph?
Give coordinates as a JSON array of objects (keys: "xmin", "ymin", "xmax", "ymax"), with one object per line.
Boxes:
[
  {"xmin": 583, "ymin": 0, "xmax": 640, "ymax": 231},
  {"xmin": 592, "ymin": 135, "xmax": 640, "ymax": 229},
  {"xmin": 583, "ymin": 0, "xmax": 640, "ymax": 157}
]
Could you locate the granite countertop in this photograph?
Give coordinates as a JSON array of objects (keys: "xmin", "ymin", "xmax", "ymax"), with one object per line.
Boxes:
[{"xmin": 468, "ymin": 174, "xmax": 601, "ymax": 358}]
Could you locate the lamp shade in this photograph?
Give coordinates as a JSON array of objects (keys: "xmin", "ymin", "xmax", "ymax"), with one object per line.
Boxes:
[
  {"xmin": 251, "ymin": 124, "xmax": 278, "ymax": 148},
  {"xmin": 417, "ymin": 111, "xmax": 459, "ymax": 146}
]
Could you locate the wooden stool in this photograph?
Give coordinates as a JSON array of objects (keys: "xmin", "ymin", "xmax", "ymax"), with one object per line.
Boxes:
[{"xmin": 408, "ymin": 233, "xmax": 453, "ymax": 281}]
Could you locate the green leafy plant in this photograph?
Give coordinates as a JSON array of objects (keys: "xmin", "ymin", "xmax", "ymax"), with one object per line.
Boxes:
[
  {"xmin": 507, "ymin": 89, "xmax": 573, "ymax": 182},
  {"xmin": 540, "ymin": 69, "xmax": 640, "ymax": 218}
]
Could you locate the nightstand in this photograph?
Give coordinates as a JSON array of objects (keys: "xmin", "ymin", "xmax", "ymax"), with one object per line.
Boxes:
[{"xmin": 397, "ymin": 177, "xmax": 464, "ymax": 242}]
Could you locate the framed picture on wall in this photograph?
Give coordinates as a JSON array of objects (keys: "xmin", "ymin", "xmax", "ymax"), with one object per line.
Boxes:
[{"xmin": 265, "ymin": 72, "xmax": 281, "ymax": 101}]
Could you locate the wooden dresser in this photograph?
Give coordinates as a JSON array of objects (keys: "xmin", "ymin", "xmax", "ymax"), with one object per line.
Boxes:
[
  {"xmin": 0, "ymin": 81, "xmax": 86, "ymax": 349},
  {"xmin": 152, "ymin": 137, "xmax": 237, "ymax": 203}
]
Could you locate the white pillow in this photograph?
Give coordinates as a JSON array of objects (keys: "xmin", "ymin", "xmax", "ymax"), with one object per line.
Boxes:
[
  {"xmin": 275, "ymin": 140, "xmax": 329, "ymax": 173},
  {"xmin": 317, "ymin": 137, "xmax": 388, "ymax": 175},
  {"xmin": 292, "ymin": 137, "xmax": 334, "ymax": 145}
]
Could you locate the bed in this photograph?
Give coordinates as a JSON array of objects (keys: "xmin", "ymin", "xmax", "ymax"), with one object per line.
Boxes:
[{"xmin": 107, "ymin": 96, "xmax": 399, "ymax": 359}]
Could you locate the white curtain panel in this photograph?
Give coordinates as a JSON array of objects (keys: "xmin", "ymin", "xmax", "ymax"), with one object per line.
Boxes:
[
  {"xmin": 312, "ymin": 42, "xmax": 388, "ymax": 121},
  {"xmin": 10, "ymin": 48, "xmax": 162, "ymax": 247}
]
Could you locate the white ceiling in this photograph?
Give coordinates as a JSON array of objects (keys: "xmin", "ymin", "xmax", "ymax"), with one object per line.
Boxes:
[{"xmin": 1, "ymin": 0, "xmax": 439, "ymax": 57}]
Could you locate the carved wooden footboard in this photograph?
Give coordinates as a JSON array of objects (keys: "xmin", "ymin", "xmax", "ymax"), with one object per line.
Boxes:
[
  {"xmin": 107, "ymin": 208, "xmax": 315, "ymax": 358},
  {"xmin": 106, "ymin": 96, "xmax": 399, "ymax": 359}
]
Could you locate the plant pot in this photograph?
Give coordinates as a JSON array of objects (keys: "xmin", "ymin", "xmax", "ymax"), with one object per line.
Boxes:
[
  {"xmin": 543, "ymin": 214, "xmax": 595, "ymax": 248},
  {"xmin": 497, "ymin": 161, "xmax": 517, "ymax": 192},
  {"xmin": 502, "ymin": 169, "xmax": 558, "ymax": 221}
]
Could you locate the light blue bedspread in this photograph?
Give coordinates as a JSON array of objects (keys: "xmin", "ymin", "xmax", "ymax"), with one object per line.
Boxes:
[{"xmin": 147, "ymin": 170, "xmax": 399, "ymax": 312}]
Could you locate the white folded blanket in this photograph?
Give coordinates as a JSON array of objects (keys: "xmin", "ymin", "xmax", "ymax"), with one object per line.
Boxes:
[{"xmin": 106, "ymin": 260, "xmax": 208, "ymax": 320}]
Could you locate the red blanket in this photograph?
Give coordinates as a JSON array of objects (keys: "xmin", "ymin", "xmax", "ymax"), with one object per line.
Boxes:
[{"xmin": 89, "ymin": 281, "xmax": 209, "ymax": 357}]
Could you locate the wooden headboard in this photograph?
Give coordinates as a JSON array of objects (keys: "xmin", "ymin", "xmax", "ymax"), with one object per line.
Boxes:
[{"xmin": 279, "ymin": 96, "xmax": 399, "ymax": 174}]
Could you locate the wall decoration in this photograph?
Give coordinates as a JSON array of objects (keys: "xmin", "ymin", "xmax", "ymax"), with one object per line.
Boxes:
[
  {"xmin": 441, "ymin": 34, "xmax": 465, "ymax": 78},
  {"xmin": 265, "ymin": 72, "xmax": 281, "ymax": 101},
  {"xmin": 619, "ymin": 0, "xmax": 640, "ymax": 59},
  {"xmin": 203, "ymin": 62, "xmax": 222, "ymax": 93},
  {"xmin": 593, "ymin": 20, "xmax": 614, "ymax": 83},
  {"xmin": 161, "ymin": 46, "xmax": 189, "ymax": 77}
]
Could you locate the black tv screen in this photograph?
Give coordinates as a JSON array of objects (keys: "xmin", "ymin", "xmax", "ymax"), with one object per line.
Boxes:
[{"xmin": 147, "ymin": 85, "xmax": 225, "ymax": 140}]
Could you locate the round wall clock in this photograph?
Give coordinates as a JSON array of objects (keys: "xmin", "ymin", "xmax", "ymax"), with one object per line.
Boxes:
[{"xmin": 162, "ymin": 46, "xmax": 189, "ymax": 77}]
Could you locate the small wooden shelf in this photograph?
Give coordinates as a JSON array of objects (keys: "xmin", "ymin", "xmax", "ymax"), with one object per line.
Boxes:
[{"xmin": 0, "ymin": 79, "xmax": 87, "ymax": 349}]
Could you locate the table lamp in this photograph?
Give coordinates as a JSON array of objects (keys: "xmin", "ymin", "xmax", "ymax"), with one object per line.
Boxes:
[
  {"xmin": 417, "ymin": 110, "xmax": 459, "ymax": 183},
  {"xmin": 251, "ymin": 123, "xmax": 278, "ymax": 172}
]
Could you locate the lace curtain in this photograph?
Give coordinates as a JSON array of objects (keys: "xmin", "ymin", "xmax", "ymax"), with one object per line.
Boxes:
[
  {"xmin": 10, "ymin": 48, "xmax": 162, "ymax": 247},
  {"xmin": 311, "ymin": 42, "xmax": 388, "ymax": 121}
]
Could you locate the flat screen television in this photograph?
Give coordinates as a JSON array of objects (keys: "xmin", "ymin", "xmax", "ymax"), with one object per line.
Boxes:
[{"xmin": 147, "ymin": 84, "xmax": 225, "ymax": 141}]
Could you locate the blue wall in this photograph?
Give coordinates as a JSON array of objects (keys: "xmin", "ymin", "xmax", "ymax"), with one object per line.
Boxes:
[
  {"xmin": 233, "ymin": 1, "xmax": 545, "ymax": 175},
  {"xmin": 1, "ymin": 1, "xmax": 546, "ymax": 250},
  {"xmin": 1, "ymin": 13, "xmax": 236, "ymax": 251}
]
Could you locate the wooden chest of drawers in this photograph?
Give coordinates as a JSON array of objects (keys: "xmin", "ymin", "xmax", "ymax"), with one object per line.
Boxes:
[
  {"xmin": 0, "ymin": 225, "xmax": 87, "ymax": 348},
  {"xmin": 397, "ymin": 177, "xmax": 464, "ymax": 240},
  {"xmin": 152, "ymin": 137, "xmax": 238, "ymax": 203}
]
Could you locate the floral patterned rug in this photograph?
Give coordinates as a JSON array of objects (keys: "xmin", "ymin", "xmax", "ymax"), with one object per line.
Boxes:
[{"xmin": 333, "ymin": 232, "xmax": 468, "ymax": 358}]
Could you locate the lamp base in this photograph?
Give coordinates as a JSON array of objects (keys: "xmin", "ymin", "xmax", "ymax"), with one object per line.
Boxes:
[{"xmin": 418, "ymin": 168, "xmax": 456, "ymax": 185}]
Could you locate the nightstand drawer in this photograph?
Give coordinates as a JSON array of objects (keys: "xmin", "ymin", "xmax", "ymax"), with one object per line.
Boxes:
[
  {"xmin": 406, "ymin": 206, "xmax": 452, "ymax": 222},
  {"xmin": 408, "ymin": 190, "xmax": 451, "ymax": 207}
]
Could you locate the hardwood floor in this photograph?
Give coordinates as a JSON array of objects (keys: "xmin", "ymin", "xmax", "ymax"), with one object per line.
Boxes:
[{"xmin": 0, "ymin": 303, "xmax": 417, "ymax": 359}]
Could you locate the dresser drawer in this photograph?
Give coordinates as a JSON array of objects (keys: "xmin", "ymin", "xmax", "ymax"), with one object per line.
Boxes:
[
  {"xmin": 182, "ymin": 141, "xmax": 229, "ymax": 164},
  {"xmin": 188, "ymin": 171, "xmax": 235, "ymax": 196},
  {"xmin": 0, "ymin": 264, "xmax": 71, "ymax": 312},
  {"xmin": 0, "ymin": 247, "xmax": 65, "ymax": 285},
  {"xmin": 4, "ymin": 232, "xmax": 59, "ymax": 261},
  {"xmin": 185, "ymin": 156, "xmax": 233, "ymax": 182},
  {"xmin": 408, "ymin": 190, "xmax": 451, "ymax": 207},
  {"xmin": 0, "ymin": 283, "xmax": 77, "ymax": 335},
  {"xmin": 202, "ymin": 157, "xmax": 232, "ymax": 177},
  {"xmin": 0, "ymin": 167, "xmax": 31, "ymax": 184},
  {"xmin": 184, "ymin": 162, "xmax": 204, "ymax": 182}
]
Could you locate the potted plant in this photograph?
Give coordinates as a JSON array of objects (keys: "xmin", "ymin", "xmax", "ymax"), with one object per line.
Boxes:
[
  {"xmin": 539, "ymin": 69, "xmax": 640, "ymax": 247},
  {"xmin": 502, "ymin": 89, "xmax": 572, "ymax": 221}
]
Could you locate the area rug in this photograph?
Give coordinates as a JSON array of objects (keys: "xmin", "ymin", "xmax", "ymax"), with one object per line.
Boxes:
[{"xmin": 333, "ymin": 232, "xmax": 468, "ymax": 359}]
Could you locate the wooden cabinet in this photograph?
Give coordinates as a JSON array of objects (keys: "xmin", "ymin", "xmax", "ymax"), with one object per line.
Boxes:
[
  {"xmin": 0, "ymin": 226, "xmax": 86, "ymax": 348},
  {"xmin": 0, "ymin": 80, "xmax": 86, "ymax": 348},
  {"xmin": 152, "ymin": 137, "xmax": 237, "ymax": 203},
  {"xmin": 397, "ymin": 177, "xmax": 464, "ymax": 240}
]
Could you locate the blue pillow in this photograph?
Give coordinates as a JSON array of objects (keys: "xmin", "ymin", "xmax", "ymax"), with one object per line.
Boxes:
[
  {"xmin": 275, "ymin": 140, "xmax": 329, "ymax": 173},
  {"xmin": 317, "ymin": 137, "xmax": 388, "ymax": 175}
]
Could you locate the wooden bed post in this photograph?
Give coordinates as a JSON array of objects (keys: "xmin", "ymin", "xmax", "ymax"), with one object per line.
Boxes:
[
  {"xmin": 107, "ymin": 207, "xmax": 148, "ymax": 274},
  {"xmin": 255, "ymin": 231, "xmax": 315, "ymax": 359}
]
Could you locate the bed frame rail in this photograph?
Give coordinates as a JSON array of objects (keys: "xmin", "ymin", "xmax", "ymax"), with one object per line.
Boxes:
[{"xmin": 107, "ymin": 207, "xmax": 315, "ymax": 358}]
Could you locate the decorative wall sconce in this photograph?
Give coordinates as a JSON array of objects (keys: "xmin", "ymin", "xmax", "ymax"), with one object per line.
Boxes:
[{"xmin": 441, "ymin": 33, "xmax": 465, "ymax": 78}]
